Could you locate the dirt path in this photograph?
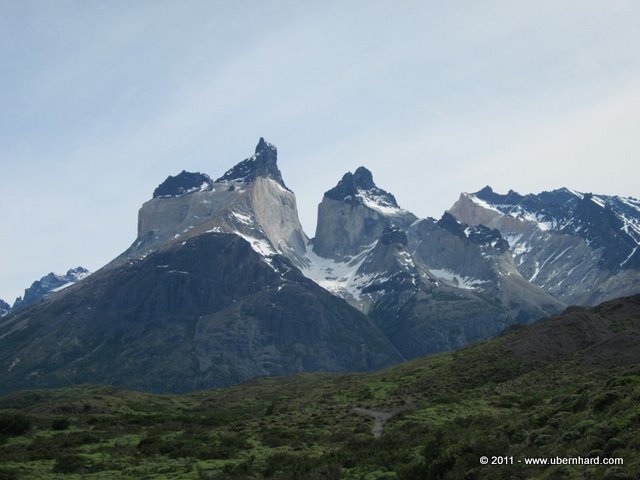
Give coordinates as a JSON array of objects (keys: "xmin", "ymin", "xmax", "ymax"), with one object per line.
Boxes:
[{"xmin": 352, "ymin": 407, "xmax": 403, "ymax": 438}]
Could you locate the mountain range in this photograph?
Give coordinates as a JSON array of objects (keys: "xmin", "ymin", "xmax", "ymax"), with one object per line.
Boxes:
[
  {"xmin": 1, "ymin": 138, "xmax": 638, "ymax": 394},
  {"xmin": 449, "ymin": 186, "xmax": 640, "ymax": 305},
  {"xmin": 1, "ymin": 267, "xmax": 90, "ymax": 317}
]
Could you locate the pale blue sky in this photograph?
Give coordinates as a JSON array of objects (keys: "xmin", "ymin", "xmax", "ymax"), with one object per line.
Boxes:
[{"xmin": 2, "ymin": 1, "xmax": 640, "ymax": 302}]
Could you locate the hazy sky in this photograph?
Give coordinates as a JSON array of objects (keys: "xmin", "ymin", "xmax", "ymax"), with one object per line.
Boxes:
[{"xmin": 1, "ymin": 1, "xmax": 639, "ymax": 303}]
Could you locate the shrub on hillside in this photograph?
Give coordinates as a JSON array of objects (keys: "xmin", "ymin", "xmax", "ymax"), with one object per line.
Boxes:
[{"xmin": 0, "ymin": 413, "xmax": 31, "ymax": 437}]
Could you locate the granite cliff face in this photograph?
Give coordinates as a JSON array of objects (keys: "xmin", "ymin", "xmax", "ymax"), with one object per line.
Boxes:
[
  {"xmin": 449, "ymin": 187, "xmax": 640, "ymax": 305},
  {"xmin": 312, "ymin": 167, "xmax": 417, "ymax": 260},
  {"xmin": 121, "ymin": 138, "xmax": 308, "ymax": 269},
  {"xmin": 354, "ymin": 224, "xmax": 514, "ymax": 358},
  {"xmin": 303, "ymin": 170, "xmax": 563, "ymax": 359},
  {"xmin": 407, "ymin": 214, "xmax": 563, "ymax": 323}
]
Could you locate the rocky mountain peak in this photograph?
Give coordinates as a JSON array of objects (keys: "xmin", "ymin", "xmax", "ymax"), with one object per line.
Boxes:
[
  {"xmin": 468, "ymin": 186, "xmax": 639, "ymax": 269},
  {"xmin": 437, "ymin": 212, "xmax": 466, "ymax": 238},
  {"xmin": 125, "ymin": 138, "xmax": 309, "ymax": 270},
  {"xmin": 474, "ymin": 185, "xmax": 525, "ymax": 206},
  {"xmin": 324, "ymin": 166, "xmax": 399, "ymax": 208},
  {"xmin": 0, "ymin": 299, "xmax": 9, "ymax": 317},
  {"xmin": 450, "ymin": 186, "xmax": 640, "ymax": 305},
  {"xmin": 437, "ymin": 212, "xmax": 508, "ymax": 252},
  {"xmin": 12, "ymin": 267, "xmax": 91, "ymax": 312},
  {"xmin": 215, "ymin": 137, "xmax": 288, "ymax": 189},
  {"xmin": 153, "ymin": 171, "xmax": 214, "ymax": 199},
  {"xmin": 255, "ymin": 136, "xmax": 277, "ymax": 155},
  {"xmin": 352, "ymin": 166, "xmax": 376, "ymax": 190},
  {"xmin": 313, "ymin": 167, "xmax": 416, "ymax": 259}
]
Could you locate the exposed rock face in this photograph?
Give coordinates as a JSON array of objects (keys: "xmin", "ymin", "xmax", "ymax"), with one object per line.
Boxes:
[
  {"xmin": 215, "ymin": 137, "xmax": 288, "ymax": 189},
  {"xmin": 0, "ymin": 233, "xmax": 401, "ymax": 394},
  {"xmin": 353, "ymin": 224, "xmax": 516, "ymax": 358},
  {"xmin": 407, "ymin": 215, "xmax": 564, "ymax": 323},
  {"xmin": 3, "ymin": 138, "xmax": 634, "ymax": 396},
  {"xmin": 368, "ymin": 282, "xmax": 512, "ymax": 359},
  {"xmin": 0, "ymin": 140, "xmax": 412, "ymax": 395},
  {"xmin": 0, "ymin": 299, "xmax": 9, "ymax": 318},
  {"xmin": 324, "ymin": 167, "xmax": 395, "ymax": 205},
  {"xmin": 120, "ymin": 139, "xmax": 308, "ymax": 269},
  {"xmin": 152, "ymin": 171, "xmax": 213, "ymax": 198},
  {"xmin": 305, "ymin": 172, "xmax": 563, "ymax": 359},
  {"xmin": 353, "ymin": 216, "xmax": 561, "ymax": 359},
  {"xmin": 11, "ymin": 267, "xmax": 90, "ymax": 312},
  {"xmin": 355, "ymin": 226, "xmax": 422, "ymax": 312},
  {"xmin": 449, "ymin": 187, "xmax": 640, "ymax": 305},
  {"xmin": 313, "ymin": 167, "xmax": 417, "ymax": 260}
]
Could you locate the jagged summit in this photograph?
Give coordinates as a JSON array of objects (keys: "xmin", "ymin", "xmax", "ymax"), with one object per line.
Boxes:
[
  {"xmin": 325, "ymin": 166, "xmax": 399, "ymax": 210},
  {"xmin": 0, "ymin": 299, "xmax": 9, "ymax": 318},
  {"xmin": 2, "ymin": 137, "xmax": 602, "ymax": 396},
  {"xmin": 153, "ymin": 171, "xmax": 213, "ymax": 199},
  {"xmin": 12, "ymin": 267, "xmax": 91, "ymax": 312},
  {"xmin": 151, "ymin": 138, "xmax": 285, "ymax": 199},
  {"xmin": 437, "ymin": 212, "xmax": 509, "ymax": 252},
  {"xmin": 450, "ymin": 186, "xmax": 640, "ymax": 304},
  {"xmin": 466, "ymin": 186, "xmax": 640, "ymax": 260},
  {"xmin": 436, "ymin": 212, "xmax": 467, "ymax": 238},
  {"xmin": 313, "ymin": 167, "xmax": 416, "ymax": 259},
  {"xmin": 215, "ymin": 137, "xmax": 288, "ymax": 189},
  {"xmin": 122, "ymin": 138, "xmax": 309, "ymax": 270},
  {"xmin": 255, "ymin": 136, "xmax": 276, "ymax": 155},
  {"xmin": 352, "ymin": 166, "xmax": 376, "ymax": 189},
  {"xmin": 473, "ymin": 185, "xmax": 525, "ymax": 206}
]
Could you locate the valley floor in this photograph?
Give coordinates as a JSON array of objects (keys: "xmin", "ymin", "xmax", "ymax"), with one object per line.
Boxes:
[{"xmin": 1, "ymin": 322, "xmax": 639, "ymax": 480}]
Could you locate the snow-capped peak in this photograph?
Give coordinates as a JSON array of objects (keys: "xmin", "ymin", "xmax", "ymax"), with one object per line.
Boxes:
[
  {"xmin": 11, "ymin": 267, "xmax": 91, "ymax": 312},
  {"xmin": 460, "ymin": 186, "xmax": 640, "ymax": 271}
]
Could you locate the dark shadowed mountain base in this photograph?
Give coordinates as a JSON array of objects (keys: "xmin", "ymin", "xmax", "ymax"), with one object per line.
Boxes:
[
  {"xmin": 0, "ymin": 233, "xmax": 401, "ymax": 394},
  {"xmin": 0, "ymin": 294, "xmax": 638, "ymax": 479}
]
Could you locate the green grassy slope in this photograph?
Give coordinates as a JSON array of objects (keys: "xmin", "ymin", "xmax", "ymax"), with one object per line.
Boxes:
[{"xmin": 1, "ymin": 295, "xmax": 639, "ymax": 480}]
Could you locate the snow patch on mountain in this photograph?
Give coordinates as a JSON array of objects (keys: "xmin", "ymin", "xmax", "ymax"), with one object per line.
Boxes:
[
  {"xmin": 466, "ymin": 188, "xmax": 640, "ymax": 254},
  {"xmin": 621, "ymin": 246, "xmax": 638, "ymax": 268},
  {"xmin": 233, "ymin": 231, "xmax": 277, "ymax": 258},
  {"xmin": 450, "ymin": 186, "xmax": 640, "ymax": 304},
  {"xmin": 230, "ymin": 211, "xmax": 253, "ymax": 225},
  {"xmin": 50, "ymin": 282, "xmax": 75, "ymax": 293},
  {"xmin": 468, "ymin": 195, "xmax": 502, "ymax": 213},
  {"xmin": 429, "ymin": 268, "xmax": 489, "ymax": 290},
  {"xmin": 619, "ymin": 197, "xmax": 640, "ymax": 213},
  {"xmin": 357, "ymin": 191, "xmax": 408, "ymax": 216},
  {"xmin": 302, "ymin": 243, "xmax": 378, "ymax": 308},
  {"xmin": 518, "ymin": 210, "xmax": 554, "ymax": 231}
]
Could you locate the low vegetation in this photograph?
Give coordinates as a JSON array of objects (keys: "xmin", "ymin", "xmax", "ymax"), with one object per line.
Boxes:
[{"xmin": 1, "ymin": 302, "xmax": 639, "ymax": 479}]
